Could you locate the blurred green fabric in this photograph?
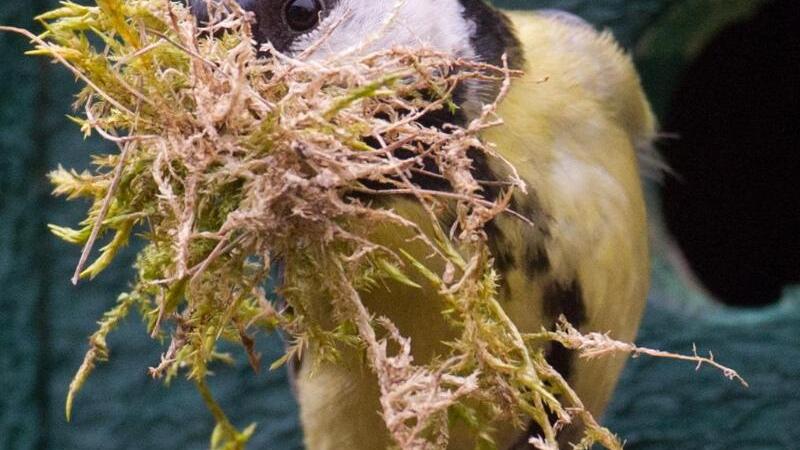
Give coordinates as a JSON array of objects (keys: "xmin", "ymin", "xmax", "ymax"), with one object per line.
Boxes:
[{"xmin": 1, "ymin": 1, "xmax": 797, "ymax": 449}]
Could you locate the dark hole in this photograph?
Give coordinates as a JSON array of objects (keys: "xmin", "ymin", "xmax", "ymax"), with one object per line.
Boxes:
[{"xmin": 660, "ymin": 0, "xmax": 800, "ymax": 307}]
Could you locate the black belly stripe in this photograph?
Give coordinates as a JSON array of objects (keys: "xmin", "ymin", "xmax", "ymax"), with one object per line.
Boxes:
[
  {"xmin": 351, "ymin": 83, "xmax": 553, "ymax": 303},
  {"xmin": 523, "ymin": 240, "xmax": 551, "ymax": 278},
  {"xmin": 485, "ymin": 220, "xmax": 516, "ymax": 272},
  {"xmin": 409, "ymin": 85, "xmax": 505, "ymax": 202},
  {"xmin": 354, "ymin": 84, "xmax": 524, "ymax": 290},
  {"xmin": 509, "ymin": 195, "xmax": 552, "ymax": 279},
  {"xmin": 508, "ymin": 280, "xmax": 587, "ymax": 449},
  {"xmin": 543, "ymin": 279, "xmax": 587, "ymax": 328},
  {"xmin": 354, "ymin": 85, "xmax": 505, "ymax": 197},
  {"xmin": 542, "ymin": 279, "xmax": 587, "ymax": 380}
]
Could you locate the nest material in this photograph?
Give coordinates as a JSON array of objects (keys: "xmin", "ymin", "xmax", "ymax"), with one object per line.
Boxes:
[{"xmin": 1, "ymin": 1, "xmax": 746, "ymax": 449}]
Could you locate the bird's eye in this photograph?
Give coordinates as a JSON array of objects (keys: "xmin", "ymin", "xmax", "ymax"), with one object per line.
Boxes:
[{"xmin": 283, "ymin": 0, "xmax": 323, "ymax": 32}]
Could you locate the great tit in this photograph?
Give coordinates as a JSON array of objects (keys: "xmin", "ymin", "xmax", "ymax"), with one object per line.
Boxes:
[{"xmin": 193, "ymin": 1, "xmax": 655, "ymax": 448}]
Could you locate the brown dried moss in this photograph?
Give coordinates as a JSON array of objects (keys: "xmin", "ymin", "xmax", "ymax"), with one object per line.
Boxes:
[{"xmin": 0, "ymin": 1, "xmax": 746, "ymax": 449}]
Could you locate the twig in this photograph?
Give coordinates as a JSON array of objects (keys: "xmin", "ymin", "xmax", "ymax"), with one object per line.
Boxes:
[
  {"xmin": 542, "ymin": 316, "xmax": 749, "ymax": 388},
  {"xmin": 71, "ymin": 142, "xmax": 131, "ymax": 285}
]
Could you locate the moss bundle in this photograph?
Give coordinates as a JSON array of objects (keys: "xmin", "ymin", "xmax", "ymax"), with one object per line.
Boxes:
[{"xmin": 2, "ymin": 1, "xmax": 746, "ymax": 449}]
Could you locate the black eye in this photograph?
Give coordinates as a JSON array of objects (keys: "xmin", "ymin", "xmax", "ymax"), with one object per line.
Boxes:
[{"xmin": 283, "ymin": 0, "xmax": 323, "ymax": 32}]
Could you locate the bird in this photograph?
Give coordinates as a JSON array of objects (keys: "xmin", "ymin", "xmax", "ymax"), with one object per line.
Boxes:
[{"xmin": 193, "ymin": 1, "xmax": 656, "ymax": 448}]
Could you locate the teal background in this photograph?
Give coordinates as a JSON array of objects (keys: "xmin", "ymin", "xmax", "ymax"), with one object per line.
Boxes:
[{"xmin": 1, "ymin": 1, "xmax": 797, "ymax": 449}]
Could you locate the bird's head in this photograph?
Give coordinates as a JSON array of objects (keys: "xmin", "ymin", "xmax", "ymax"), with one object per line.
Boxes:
[
  {"xmin": 192, "ymin": 0, "xmax": 523, "ymax": 71},
  {"xmin": 192, "ymin": 0, "xmax": 523, "ymax": 120}
]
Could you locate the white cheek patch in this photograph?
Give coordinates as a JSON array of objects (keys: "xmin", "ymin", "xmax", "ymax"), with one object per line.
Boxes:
[{"xmin": 292, "ymin": 0, "xmax": 477, "ymax": 60}]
